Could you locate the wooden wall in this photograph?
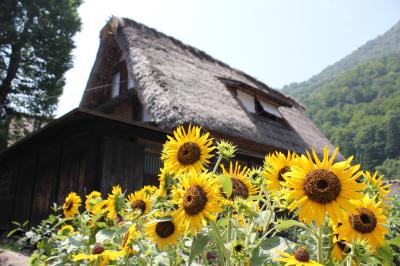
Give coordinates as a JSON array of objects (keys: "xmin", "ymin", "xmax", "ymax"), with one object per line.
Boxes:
[
  {"xmin": 0, "ymin": 113, "xmax": 267, "ymax": 230},
  {"xmin": 0, "ymin": 115, "xmax": 166, "ymax": 230}
]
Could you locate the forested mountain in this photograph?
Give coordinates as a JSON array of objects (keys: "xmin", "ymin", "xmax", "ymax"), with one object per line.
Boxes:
[{"xmin": 283, "ymin": 21, "xmax": 400, "ymax": 179}]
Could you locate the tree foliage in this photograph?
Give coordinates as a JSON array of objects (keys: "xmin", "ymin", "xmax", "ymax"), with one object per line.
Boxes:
[{"xmin": 0, "ymin": 0, "xmax": 82, "ymax": 117}]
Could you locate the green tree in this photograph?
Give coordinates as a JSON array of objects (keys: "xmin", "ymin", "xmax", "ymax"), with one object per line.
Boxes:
[
  {"xmin": 376, "ymin": 158, "xmax": 400, "ymax": 179},
  {"xmin": 0, "ymin": 0, "xmax": 82, "ymax": 146},
  {"xmin": 385, "ymin": 114, "xmax": 400, "ymax": 159}
]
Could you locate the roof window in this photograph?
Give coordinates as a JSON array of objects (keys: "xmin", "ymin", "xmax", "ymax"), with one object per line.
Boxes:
[
  {"xmin": 237, "ymin": 90, "xmax": 255, "ymax": 113},
  {"xmin": 236, "ymin": 89, "xmax": 283, "ymax": 119},
  {"xmin": 256, "ymin": 99, "xmax": 283, "ymax": 118}
]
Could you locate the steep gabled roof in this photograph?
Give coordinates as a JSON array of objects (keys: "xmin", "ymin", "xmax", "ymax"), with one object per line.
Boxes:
[{"xmin": 80, "ymin": 16, "xmax": 338, "ymax": 156}]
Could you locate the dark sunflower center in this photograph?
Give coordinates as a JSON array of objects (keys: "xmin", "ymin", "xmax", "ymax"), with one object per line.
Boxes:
[
  {"xmin": 92, "ymin": 243, "xmax": 105, "ymax": 255},
  {"xmin": 278, "ymin": 166, "xmax": 291, "ymax": 182},
  {"xmin": 303, "ymin": 169, "xmax": 341, "ymax": 204},
  {"xmin": 337, "ymin": 240, "xmax": 351, "ymax": 253},
  {"xmin": 294, "ymin": 248, "xmax": 310, "ymax": 262},
  {"xmin": 183, "ymin": 185, "xmax": 207, "ymax": 215},
  {"xmin": 131, "ymin": 200, "xmax": 146, "ymax": 214},
  {"xmin": 234, "ymin": 244, "xmax": 244, "ymax": 252},
  {"xmin": 230, "ymin": 178, "xmax": 249, "ymax": 200},
  {"xmin": 64, "ymin": 200, "xmax": 73, "ymax": 211},
  {"xmin": 177, "ymin": 142, "xmax": 201, "ymax": 165},
  {"xmin": 350, "ymin": 207, "xmax": 377, "ymax": 233},
  {"xmin": 155, "ymin": 221, "xmax": 175, "ymax": 238}
]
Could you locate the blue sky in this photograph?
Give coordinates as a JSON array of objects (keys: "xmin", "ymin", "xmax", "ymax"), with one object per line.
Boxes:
[{"xmin": 57, "ymin": 0, "xmax": 400, "ymax": 116}]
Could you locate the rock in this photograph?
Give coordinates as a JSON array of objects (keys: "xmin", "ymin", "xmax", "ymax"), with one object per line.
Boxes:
[{"xmin": 0, "ymin": 249, "xmax": 29, "ymax": 266}]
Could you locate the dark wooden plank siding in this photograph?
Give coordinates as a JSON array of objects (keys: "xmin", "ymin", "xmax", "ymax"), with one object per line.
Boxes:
[
  {"xmin": 30, "ymin": 144, "xmax": 61, "ymax": 225},
  {"xmin": 57, "ymin": 137, "xmax": 88, "ymax": 205},
  {"xmin": 57, "ymin": 133, "xmax": 101, "ymax": 202},
  {"xmin": 12, "ymin": 155, "xmax": 37, "ymax": 225},
  {"xmin": 0, "ymin": 165, "xmax": 17, "ymax": 229},
  {"xmin": 101, "ymin": 137, "xmax": 144, "ymax": 194}
]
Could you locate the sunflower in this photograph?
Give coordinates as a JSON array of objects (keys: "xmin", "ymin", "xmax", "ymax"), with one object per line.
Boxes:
[
  {"xmin": 72, "ymin": 243, "xmax": 123, "ymax": 266},
  {"xmin": 145, "ymin": 212, "xmax": 183, "ymax": 250},
  {"xmin": 91, "ymin": 199, "xmax": 109, "ymax": 217},
  {"xmin": 163, "ymin": 125, "xmax": 214, "ymax": 175},
  {"xmin": 141, "ymin": 185, "xmax": 158, "ymax": 196},
  {"xmin": 328, "ymin": 221, "xmax": 350, "ymax": 263},
  {"xmin": 127, "ymin": 190, "xmax": 151, "ymax": 216},
  {"xmin": 157, "ymin": 167, "xmax": 175, "ymax": 197},
  {"xmin": 158, "ymin": 167, "xmax": 168, "ymax": 197},
  {"xmin": 172, "ymin": 172, "xmax": 222, "ymax": 233},
  {"xmin": 331, "ymin": 235, "xmax": 350, "ymax": 263},
  {"xmin": 121, "ymin": 224, "xmax": 139, "ymax": 255},
  {"xmin": 284, "ymin": 146, "xmax": 364, "ymax": 226},
  {"xmin": 85, "ymin": 191, "xmax": 102, "ymax": 212},
  {"xmin": 219, "ymin": 161, "xmax": 258, "ymax": 206},
  {"xmin": 58, "ymin": 225, "xmax": 74, "ymax": 237},
  {"xmin": 364, "ymin": 171, "xmax": 391, "ymax": 200},
  {"xmin": 337, "ymin": 196, "xmax": 388, "ymax": 251},
  {"xmin": 274, "ymin": 247, "xmax": 322, "ymax": 266},
  {"xmin": 63, "ymin": 192, "xmax": 82, "ymax": 218},
  {"xmin": 106, "ymin": 185, "xmax": 123, "ymax": 220},
  {"xmin": 263, "ymin": 151, "xmax": 297, "ymax": 191}
]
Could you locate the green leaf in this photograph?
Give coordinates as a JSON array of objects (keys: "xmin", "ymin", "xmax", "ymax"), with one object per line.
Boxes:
[
  {"xmin": 254, "ymin": 210, "xmax": 274, "ymax": 227},
  {"xmin": 274, "ymin": 220, "xmax": 306, "ymax": 231},
  {"xmin": 217, "ymin": 218, "xmax": 233, "ymax": 227},
  {"xmin": 154, "ymin": 251, "xmax": 169, "ymax": 266},
  {"xmin": 25, "ymin": 231, "xmax": 34, "ymax": 238},
  {"xmin": 376, "ymin": 245, "xmax": 393, "ymax": 266},
  {"xmin": 96, "ymin": 228, "xmax": 115, "ymax": 243},
  {"xmin": 387, "ymin": 236, "xmax": 400, "ymax": 248},
  {"xmin": 259, "ymin": 236, "xmax": 281, "ymax": 251},
  {"xmin": 189, "ymin": 234, "xmax": 210, "ymax": 265},
  {"xmin": 249, "ymin": 247, "xmax": 267, "ymax": 266},
  {"xmin": 11, "ymin": 221, "xmax": 21, "ymax": 226},
  {"xmin": 154, "ymin": 216, "xmax": 173, "ymax": 223},
  {"xmin": 218, "ymin": 175, "xmax": 232, "ymax": 198},
  {"xmin": 6, "ymin": 228, "xmax": 21, "ymax": 238}
]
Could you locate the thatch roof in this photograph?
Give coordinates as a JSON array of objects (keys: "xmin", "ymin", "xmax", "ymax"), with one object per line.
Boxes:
[{"xmin": 80, "ymin": 16, "xmax": 338, "ymax": 156}]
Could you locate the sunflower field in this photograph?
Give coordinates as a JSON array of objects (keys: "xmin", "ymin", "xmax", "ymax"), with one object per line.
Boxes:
[{"xmin": 8, "ymin": 125, "xmax": 400, "ymax": 265}]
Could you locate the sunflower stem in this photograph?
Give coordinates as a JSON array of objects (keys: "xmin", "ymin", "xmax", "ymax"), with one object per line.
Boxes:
[
  {"xmin": 200, "ymin": 251, "xmax": 209, "ymax": 265},
  {"xmin": 210, "ymin": 220, "xmax": 231, "ymax": 266},
  {"xmin": 316, "ymin": 223, "xmax": 324, "ymax": 264},
  {"xmin": 212, "ymin": 155, "xmax": 223, "ymax": 174},
  {"xmin": 227, "ymin": 206, "xmax": 232, "ymax": 242}
]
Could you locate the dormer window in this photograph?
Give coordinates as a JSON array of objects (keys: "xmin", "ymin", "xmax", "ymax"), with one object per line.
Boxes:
[
  {"xmin": 111, "ymin": 61, "xmax": 133, "ymax": 98},
  {"xmin": 219, "ymin": 77, "xmax": 286, "ymax": 121},
  {"xmin": 111, "ymin": 72, "xmax": 120, "ymax": 98},
  {"xmin": 236, "ymin": 90, "xmax": 255, "ymax": 113},
  {"xmin": 236, "ymin": 89, "xmax": 282, "ymax": 119},
  {"xmin": 255, "ymin": 98, "xmax": 283, "ymax": 119}
]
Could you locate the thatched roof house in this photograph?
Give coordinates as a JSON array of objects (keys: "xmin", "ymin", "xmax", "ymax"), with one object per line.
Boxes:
[
  {"xmin": 0, "ymin": 17, "xmax": 339, "ymax": 230},
  {"xmin": 80, "ymin": 16, "xmax": 336, "ymax": 156}
]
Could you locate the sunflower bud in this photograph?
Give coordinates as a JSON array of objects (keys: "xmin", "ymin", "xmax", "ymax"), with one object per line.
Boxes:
[
  {"xmin": 229, "ymin": 240, "xmax": 247, "ymax": 261},
  {"xmin": 351, "ymin": 238, "xmax": 373, "ymax": 264},
  {"xmin": 248, "ymin": 167, "xmax": 263, "ymax": 187},
  {"xmin": 216, "ymin": 140, "xmax": 236, "ymax": 159}
]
